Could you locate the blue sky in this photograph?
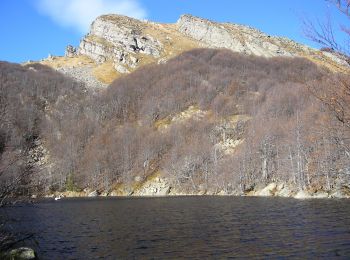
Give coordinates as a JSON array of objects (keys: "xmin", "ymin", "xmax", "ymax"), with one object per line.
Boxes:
[{"xmin": 0, "ymin": 0, "xmax": 347, "ymax": 63}]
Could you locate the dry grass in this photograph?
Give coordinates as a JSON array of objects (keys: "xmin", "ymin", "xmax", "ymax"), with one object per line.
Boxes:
[
  {"xmin": 92, "ymin": 61, "xmax": 120, "ymax": 84},
  {"xmin": 144, "ymin": 23, "xmax": 202, "ymax": 59},
  {"xmin": 40, "ymin": 55, "xmax": 95, "ymax": 69}
]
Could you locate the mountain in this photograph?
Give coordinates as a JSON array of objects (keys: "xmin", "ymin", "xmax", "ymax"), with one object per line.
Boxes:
[
  {"xmin": 1, "ymin": 14, "xmax": 349, "ymax": 199},
  {"xmin": 38, "ymin": 14, "xmax": 348, "ymax": 88}
]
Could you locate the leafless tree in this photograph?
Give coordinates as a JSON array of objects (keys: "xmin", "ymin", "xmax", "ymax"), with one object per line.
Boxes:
[{"xmin": 303, "ymin": 0, "xmax": 350, "ymax": 56}]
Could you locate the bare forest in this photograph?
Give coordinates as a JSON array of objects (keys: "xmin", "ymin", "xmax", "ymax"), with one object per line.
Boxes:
[{"xmin": 1, "ymin": 49, "xmax": 349, "ymax": 197}]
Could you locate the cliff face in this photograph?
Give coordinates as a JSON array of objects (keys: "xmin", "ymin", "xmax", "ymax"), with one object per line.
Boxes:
[
  {"xmin": 79, "ymin": 15, "xmax": 162, "ymax": 73},
  {"xmin": 38, "ymin": 14, "xmax": 348, "ymax": 89},
  {"xmin": 79, "ymin": 14, "xmax": 347, "ymax": 68},
  {"xmin": 176, "ymin": 15, "xmax": 295, "ymax": 57}
]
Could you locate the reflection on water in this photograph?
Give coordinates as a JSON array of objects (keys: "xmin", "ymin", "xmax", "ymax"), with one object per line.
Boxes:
[{"xmin": 3, "ymin": 197, "xmax": 350, "ymax": 259}]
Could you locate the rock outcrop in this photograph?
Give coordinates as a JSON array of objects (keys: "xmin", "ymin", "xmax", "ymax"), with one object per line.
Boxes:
[
  {"xmin": 42, "ymin": 14, "xmax": 348, "ymax": 88},
  {"xmin": 65, "ymin": 45, "xmax": 77, "ymax": 57},
  {"xmin": 133, "ymin": 176, "xmax": 171, "ymax": 196},
  {"xmin": 177, "ymin": 15, "xmax": 293, "ymax": 57},
  {"xmin": 6, "ymin": 247, "xmax": 36, "ymax": 260},
  {"xmin": 78, "ymin": 15, "xmax": 162, "ymax": 73}
]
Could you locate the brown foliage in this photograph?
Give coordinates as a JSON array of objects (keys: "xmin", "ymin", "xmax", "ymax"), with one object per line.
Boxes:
[{"xmin": 1, "ymin": 49, "xmax": 349, "ymax": 194}]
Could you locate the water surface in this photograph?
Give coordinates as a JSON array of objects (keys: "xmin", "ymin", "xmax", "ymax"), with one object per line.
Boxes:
[{"xmin": 3, "ymin": 197, "xmax": 350, "ymax": 259}]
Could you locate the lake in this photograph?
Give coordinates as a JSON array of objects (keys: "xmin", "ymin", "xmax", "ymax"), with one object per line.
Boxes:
[{"xmin": 3, "ymin": 196, "xmax": 350, "ymax": 259}]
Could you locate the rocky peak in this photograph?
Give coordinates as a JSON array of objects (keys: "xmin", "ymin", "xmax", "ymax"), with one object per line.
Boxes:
[
  {"xmin": 78, "ymin": 14, "xmax": 162, "ymax": 73},
  {"xmin": 43, "ymin": 13, "xmax": 348, "ymax": 89}
]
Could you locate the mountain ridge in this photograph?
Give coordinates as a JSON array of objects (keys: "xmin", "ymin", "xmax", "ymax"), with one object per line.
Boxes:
[{"xmin": 37, "ymin": 13, "xmax": 349, "ymax": 89}]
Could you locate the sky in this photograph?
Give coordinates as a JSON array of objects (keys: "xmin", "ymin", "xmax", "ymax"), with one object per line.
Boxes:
[{"xmin": 0, "ymin": 0, "xmax": 347, "ymax": 63}]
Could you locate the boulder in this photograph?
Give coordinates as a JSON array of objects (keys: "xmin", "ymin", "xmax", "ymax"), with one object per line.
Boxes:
[
  {"xmin": 88, "ymin": 190, "xmax": 99, "ymax": 197},
  {"xmin": 8, "ymin": 247, "xmax": 36, "ymax": 259},
  {"xmin": 276, "ymin": 186, "xmax": 292, "ymax": 197},
  {"xmin": 255, "ymin": 183, "xmax": 277, "ymax": 196},
  {"xmin": 65, "ymin": 45, "xmax": 77, "ymax": 57},
  {"xmin": 115, "ymin": 64, "xmax": 129, "ymax": 74},
  {"xmin": 294, "ymin": 190, "xmax": 312, "ymax": 199},
  {"xmin": 157, "ymin": 186, "xmax": 171, "ymax": 196}
]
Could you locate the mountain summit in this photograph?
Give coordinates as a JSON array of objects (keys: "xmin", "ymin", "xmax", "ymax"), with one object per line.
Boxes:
[{"xmin": 39, "ymin": 14, "xmax": 348, "ymax": 88}]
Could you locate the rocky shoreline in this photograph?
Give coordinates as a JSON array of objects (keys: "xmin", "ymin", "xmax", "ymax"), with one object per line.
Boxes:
[{"xmin": 43, "ymin": 177, "xmax": 350, "ymax": 200}]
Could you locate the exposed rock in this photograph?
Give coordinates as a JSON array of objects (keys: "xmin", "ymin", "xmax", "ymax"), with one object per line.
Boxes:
[
  {"xmin": 45, "ymin": 13, "xmax": 348, "ymax": 90},
  {"xmin": 294, "ymin": 190, "xmax": 313, "ymax": 199},
  {"xmin": 27, "ymin": 139, "xmax": 50, "ymax": 168},
  {"xmin": 79, "ymin": 15, "xmax": 162, "ymax": 73},
  {"xmin": 255, "ymin": 183, "xmax": 277, "ymax": 196},
  {"xmin": 56, "ymin": 66, "xmax": 107, "ymax": 89},
  {"xmin": 330, "ymin": 189, "xmax": 350, "ymax": 199},
  {"xmin": 276, "ymin": 185, "xmax": 292, "ymax": 197},
  {"xmin": 65, "ymin": 45, "xmax": 77, "ymax": 57},
  {"xmin": 115, "ymin": 64, "xmax": 129, "ymax": 74},
  {"xmin": 176, "ymin": 14, "xmax": 296, "ymax": 58},
  {"xmin": 88, "ymin": 190, "xmax": 99, "ymax": 197},
  {"xmin": 313, "ymin": 191, "xmax": 329, "ymax": 199},
  {"xmin": 7, "ymin": 247, "xmax": 36, "ymax": 259},
  {"xmin": 133, "ymin": 176, "xmax": 171, "ymax": 196},
  {"xmin": 322, "ymin": 50, "xmax": 349, "ymax": 66}
]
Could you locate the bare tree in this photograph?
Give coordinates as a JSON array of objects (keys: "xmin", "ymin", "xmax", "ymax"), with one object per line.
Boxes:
[{"xmin": 303, "ymin": 0, "xmax": 350, "ymax": 56}]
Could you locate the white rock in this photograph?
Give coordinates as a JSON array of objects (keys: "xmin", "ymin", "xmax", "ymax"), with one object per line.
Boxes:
[
  {"xmin": 330, "ymin": 190, "xmax": 350, "ymax": 199},
  {"xmin": 78, "ymin": 15, "xmax": 162, "ymax": 67},
  {"xmin": 294, "ymin": 190, "xmax": 312, "ymax": 199},
  {"xmin": 313, "ymin": 191, "xmax": 329, "ymax": 199},
  {"xmin": 88, "ymin": 190, "xmax": 98, "ymax": 197},
  {"xmin": 255, "ymin": 183, "xmax": 277, "ymax": 196},
  {"xmin": 276, "ymin": 186, "xmax": 292, "ymax": 197},
  {"xmin": 176, "ymin": 14, "xmax": 296, "ymax": 58},
  {"xmin": 115, "ymin": 64, "xmax": 129, "ymax": 73},
  {"xmin": 8, "ymin": 247, "xmax": 36, "ymax": 259}
]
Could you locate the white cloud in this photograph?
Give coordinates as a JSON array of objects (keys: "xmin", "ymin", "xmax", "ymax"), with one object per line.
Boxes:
[{"xmin": 36, "ymin": 0, "xmax": 147, "ymax": 33}]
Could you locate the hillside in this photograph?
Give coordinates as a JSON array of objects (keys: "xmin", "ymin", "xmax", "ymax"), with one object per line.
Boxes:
[
  {"xmin": 2, "ymin": 47, "xmax": 349, "ymax": 199},
  {"xmin": 1, "ymin": 13, "xmax": 350, "ymax": 199},
  {"xmin": 38, "ymin": 14, "xmax": 349, "ymax": 89}
]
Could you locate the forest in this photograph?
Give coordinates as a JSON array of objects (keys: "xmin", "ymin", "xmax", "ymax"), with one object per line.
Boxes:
[{"xmin": 0, "ymin": 48, "xmax": 349, "ymax": 198}]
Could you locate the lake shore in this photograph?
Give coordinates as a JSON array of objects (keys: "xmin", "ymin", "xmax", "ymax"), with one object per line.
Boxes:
[{"xmin": 42, "ymin": 178, "xmax": 350, "ymax": 200}]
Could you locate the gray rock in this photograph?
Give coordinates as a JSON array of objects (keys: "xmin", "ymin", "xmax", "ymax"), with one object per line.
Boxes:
[
  {"xmin": 78, "ymin": 15, "xmax": 162, "ymax": 71},
  {"xmin": 65, "ymin": 45, "xmax": 77, "ymax": 57},
  {"xmin": 158, "ymin": 186, "xmax": 171, "ymax": 196},
  {"xmin": 313, "ymin": 191, "xmax": 329, "ymax": 199},
  {"xmin": 88, "ymin": 190, "xmax": 99, "ymax": 197},
  {"xmin": 115, "ymin": 64, "xmax": 129, "ymax": 74},
  {"xmin": 56, "ymin": 66, "xmax": 107, "ymax": 90},
  {"xmin": 176, "ymin": 14, "xmax": 291, "ymax": 57},
  {"xmin": 255, "ymin": 183, "xmax": 277, "ymax": 196},
  {"xmin": 330, "ymin": 189, "xmax": 350, "ymax": 199},
  {"xmin": 294, "ymin": 190, "xmax": 312, "ymax": 199},
  {"xmin": 8, "ymin": 247, "xmax": 36, "ymax": 259},
  {"xmin": 276, "ymin": 186, "xmax": 292, "ymax": 197}
]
